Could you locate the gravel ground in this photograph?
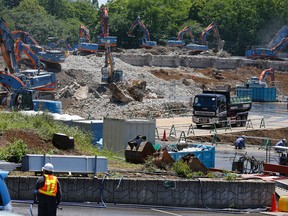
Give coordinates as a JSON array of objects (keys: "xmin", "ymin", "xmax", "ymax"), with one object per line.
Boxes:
[{"xmin": 57, "ymin": 54, "xmax": 203, "ymax": 119}]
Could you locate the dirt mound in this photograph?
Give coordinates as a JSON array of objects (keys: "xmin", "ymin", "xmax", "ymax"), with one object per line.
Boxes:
[{"xmin": 0, "ymin": 129, "xmax": 83, "ymax": 155}]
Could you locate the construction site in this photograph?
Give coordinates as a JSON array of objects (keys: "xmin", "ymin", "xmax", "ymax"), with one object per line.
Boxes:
[{"xmin": 2, "ymin": 8, "xmax": 288, "ymax": 214}]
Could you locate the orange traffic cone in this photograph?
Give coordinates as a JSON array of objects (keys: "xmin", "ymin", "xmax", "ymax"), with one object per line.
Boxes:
[
  {"xmin": 270, "ymin": 192, "xmax": 278, "ymax": 212},
  {"xmin": 161, "ymin": 130, "xmax": 168, "ymax": 141}
]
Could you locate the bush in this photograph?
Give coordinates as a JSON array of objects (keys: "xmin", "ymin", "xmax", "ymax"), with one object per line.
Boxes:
[
  {"xmin": 0, "ymin": 139, "xmax": 28, "ymax": 163},
  {"xmin": 172, "ymin": 160, "xmax": 193, "ymax": 178}
]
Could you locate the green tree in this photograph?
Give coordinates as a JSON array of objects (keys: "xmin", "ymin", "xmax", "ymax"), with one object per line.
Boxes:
[
  {"xmin": 14, "ymin": 0, "xmax": 46, "ymax": 14},
  {"xmin": 3, "ymin": 0, "xmax": 19, "ymax": 8}
]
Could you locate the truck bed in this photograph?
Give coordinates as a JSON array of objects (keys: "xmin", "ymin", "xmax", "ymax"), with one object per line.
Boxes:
[{"xmin": 230, "ymin": 96, "xmax": 252, "ymax": 112}]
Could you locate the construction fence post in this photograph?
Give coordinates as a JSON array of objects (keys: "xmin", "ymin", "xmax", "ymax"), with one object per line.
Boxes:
[
  {"xmin": 187, "ymin": 124, "xmax": 195, "ymax": 135},
  {"xmin": 209, "ymin": 124, "xmax": 217, "ymax": 134},
  {"xmin": 246, "ymin": 119, "xmax": 254, "ymax": 129},
  {"xmin": 225, "ymin": 119, "xmax": 232, "ymax": 131},
  {"xmin": 212, "ymin": 133, "xmax": 218, "ymax": 146},
  {"xmin": 178, "ymin": 131, "xmax": 186, "ymax": 143},
  {"xmin": 169, "ymin": 124, "xmax": 177, "ymax": 137},
  {"xmin": 260, "ymin": 118, "xmax": 266, "ymax": 128}
]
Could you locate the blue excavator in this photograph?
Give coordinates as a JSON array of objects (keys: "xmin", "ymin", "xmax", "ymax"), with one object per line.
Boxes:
[
  {"xmin": 12, "ymin": 30, "xmax": 66, "ymax": 71},
  {"xmin": 76, "ymin": 24, "xmax": 99, "ymax": 55},
  {"xmin": 167, "ymin": 26, "xmax": 194, "ymax": 47},
  {"xmin": 245, "ymin": 25, "xmax": 288, "ymax": 60},
  {"xmin": 127, "ymin": 16, "xmax": 157, "ymax": 48},
  {"xmin": 186, "ymin": 21, "xmax": 224, "ymax": 53},
  {"xmin": 0, "ymin": 17, "xmax": 61, "ymax": 113}
]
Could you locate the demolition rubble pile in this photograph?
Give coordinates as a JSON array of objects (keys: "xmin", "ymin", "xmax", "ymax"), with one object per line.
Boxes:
[{"xmin": 57, "ymin": 54, "xmax": 203, "ymax": 119}]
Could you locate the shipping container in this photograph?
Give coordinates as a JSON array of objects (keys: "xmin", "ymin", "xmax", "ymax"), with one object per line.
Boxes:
[
  {"xmin": 236, "ymin": 87, "xmax": 276, "ymax": 102},
  {"xmin": 103, "ymin": 118, "xmax": 156, "ymax": 154},
  {"xmin": 168, "ymin": 144, "xmax": 215, "ymax": 168}
]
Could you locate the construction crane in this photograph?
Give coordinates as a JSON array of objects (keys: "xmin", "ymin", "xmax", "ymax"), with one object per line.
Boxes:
[
  {"xmin": 98, "ymin": 7, "xmax": 117, "ymax": 47},
  {"xmin": 167, "ymin": 26, "xmax": 194, "ymax": 47},
  {"xmin": 127, "ymin": 16, "xmax": 157, "ymax": 48}
]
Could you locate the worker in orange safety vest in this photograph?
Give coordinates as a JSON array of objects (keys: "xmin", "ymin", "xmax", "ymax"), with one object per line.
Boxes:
[{"xmin": 34, "ymin": 163, "xmax": 62, "ymax": 216}]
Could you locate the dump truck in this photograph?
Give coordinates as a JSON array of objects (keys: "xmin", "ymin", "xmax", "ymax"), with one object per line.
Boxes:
[{"xmin": 192, "ymin": 86, "xmax": 252, "ymax": 128}]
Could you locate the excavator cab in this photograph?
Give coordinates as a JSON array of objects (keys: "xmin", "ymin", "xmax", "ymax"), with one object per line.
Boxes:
[{"xmin": 101, "ymin": 43, "xmax": 123, "ymax": 83}]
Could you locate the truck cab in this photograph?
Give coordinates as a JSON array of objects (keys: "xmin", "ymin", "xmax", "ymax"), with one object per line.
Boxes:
[
  {"xmin": 192, "ymin": 86, "xmax": 252, "ymax": 128},
  {"xmin": 192, "ymin": 93, "xmax": 227, "ymax": 128}
]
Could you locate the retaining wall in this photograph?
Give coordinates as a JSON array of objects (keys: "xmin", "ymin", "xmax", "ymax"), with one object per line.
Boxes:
[
  {"xmin": 6, "ymin": 176, "xmax": 274, "ymax": 208},
  {"xmin": 116, "ymin": 53, "xmax": 288, "ymax": 71}
]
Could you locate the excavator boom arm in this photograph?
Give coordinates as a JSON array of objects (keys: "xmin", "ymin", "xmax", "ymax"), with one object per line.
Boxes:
[
  {"xmin": 15, "ymin": 39, "xmax": 40, "ymax": 69},
  {"xmin": 0, "ymin": 17, "xmax": 19, "ymax": 73},
  {"xmin": 271, "ymin": 37, "xmax": 288, "ymax": 54},
  {"xmin": 268, "ymin": 25, "xmax": 288, "ymax": 49},
  {"xmin": 12, "ymin": 30, "xmax": 39, "ymax": 46},
  {"xmin": 259, "ymin": 68, "xmax": 275, "ymax": 82},
  {"xmin": 100, "ymin": 7, "xmax": 109, "ymax": 37},
  {"xmin": 127, "ymin": 17, "xmax": 150, "ymax": 41},
  {"xmin": 177, "ymin": 26, "xmax": 194, "ymax": 42},
  {"xmin": 199, "ymin": 21, "xmax": 224, "ymax": 51},
  {"xmin": 79, "ymin": 24, "xmax": 91, "ymax": 43}
]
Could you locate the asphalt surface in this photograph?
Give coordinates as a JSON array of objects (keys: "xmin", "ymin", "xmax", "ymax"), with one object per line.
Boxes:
[{"xmin": 11, "ymin": 202, "xmax": 271, "ymax": 216}]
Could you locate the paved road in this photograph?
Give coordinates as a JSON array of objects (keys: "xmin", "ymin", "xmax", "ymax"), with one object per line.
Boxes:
[
  {"xmin": 156, "ymin": 102, "xmax": 288, "ymax": 137},
  {"xmin": 12, "ymin": 202, "xmax": 270, "ymax": 216}
]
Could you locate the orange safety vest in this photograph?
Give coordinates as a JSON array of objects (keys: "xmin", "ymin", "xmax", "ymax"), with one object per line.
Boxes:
[{"xmin": 38, "ymin": 174, "xmax": 58, "ymax": 197}]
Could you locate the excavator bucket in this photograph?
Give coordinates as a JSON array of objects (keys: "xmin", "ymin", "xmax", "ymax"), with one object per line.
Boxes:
[
  {"xmin": 125, "ymin": 135, "xmax": 155, "ymax": 164},
  {"xmin": 153, "ymin": 149, "xmax": 175, "ymax": 168},
  {"xmin": 181, "ymin": 153, "xmax": 209, "ymax": 174}
]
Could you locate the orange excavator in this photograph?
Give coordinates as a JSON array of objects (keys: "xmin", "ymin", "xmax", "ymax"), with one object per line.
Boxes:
[
  {"xmin": 186, "ymin": 21, "xmax": 224, "ymax": 53},
  {"xmin": 167, "ymin": 26, "xmax": 194, "ymax": 47},
  {"xmin": 0, "ymin": 17, "xmax": 61, "ymax": 113},
  {"xmin": 259, "ymin": 68, "xmax": 275, "ymax": 85},
  {"xmin": 127, "ymin": 16, "xmax": 157, "ymax": 48},
  {"xmin": 12, "ymin": 30, "xmax": 65, "ymax": 72},
  {"xmin": 77, "ymin": 24, "xmax": 98, "ymax": 55},
  {"xmin": 98, "ymin": 7, "xmax": 117, "ymax": 47}
]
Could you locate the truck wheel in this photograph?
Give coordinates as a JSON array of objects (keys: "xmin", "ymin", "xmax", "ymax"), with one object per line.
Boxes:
[
  {"xmin": 196, "ymin": 124, "xmax": 202, "ymax": 129},
  {"xmin": 236, "ymin": 116, "xmax": 242, "ymax": 127},
  {"xmin": 241, "ymin": 115, "xmax": 247, "ymax": 127}
]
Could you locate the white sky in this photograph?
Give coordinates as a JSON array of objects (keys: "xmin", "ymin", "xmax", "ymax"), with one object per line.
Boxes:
[{"xmin": 98, "ymin": 0, "xmax": 108, "ymax": 6}]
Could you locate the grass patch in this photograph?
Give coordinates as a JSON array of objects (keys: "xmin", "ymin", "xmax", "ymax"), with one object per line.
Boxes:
[{"xmin": 0, "ymin": 112, "xmax": 123, "ymax": 161}]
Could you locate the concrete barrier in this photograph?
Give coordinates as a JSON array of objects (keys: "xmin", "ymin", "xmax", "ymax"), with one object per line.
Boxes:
[
  {"xmin": 117, "ymin": 53, "xmax": 288, "ymax": 71},
  {"xmin": 6, "ymin": 176, "xmax": 274, "ymax": 208}
]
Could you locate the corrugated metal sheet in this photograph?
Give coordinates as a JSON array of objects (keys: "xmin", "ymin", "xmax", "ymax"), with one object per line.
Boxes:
[{"xmin": 103, "ymin": 118, "xmax": 156, "ymax": 154}]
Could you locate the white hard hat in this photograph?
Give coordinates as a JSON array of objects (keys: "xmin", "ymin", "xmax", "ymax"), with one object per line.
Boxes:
[
  {"xmin": 283, "ymin": 138, "xmax": 287, "ymax": 142},
  {"xmin": 42, "ymin": 163, "xmax": 54, "ymax": 172}
]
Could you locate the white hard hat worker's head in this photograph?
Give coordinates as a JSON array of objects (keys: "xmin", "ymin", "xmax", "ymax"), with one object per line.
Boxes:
[
  {"xmin": 42, "ymin": 163, "xmax": 54, "ymax": 172},
  {"xmin": 283, "ymin": 138, "xmax": 287, "ymax": 142}
]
